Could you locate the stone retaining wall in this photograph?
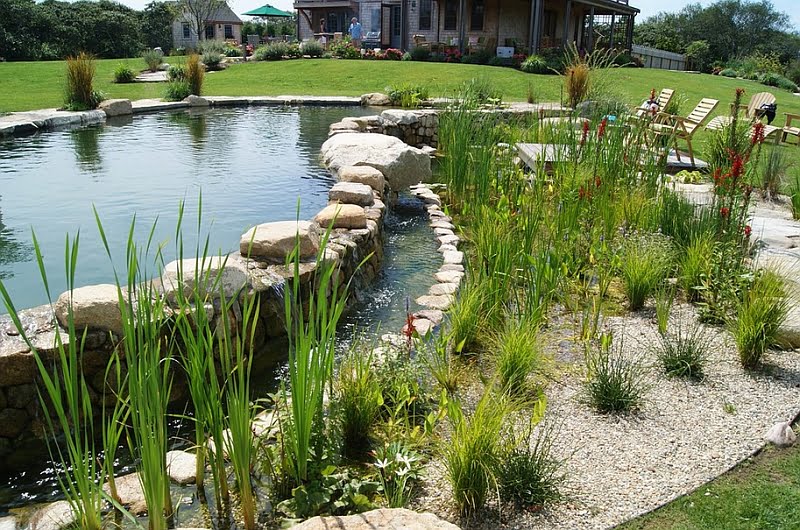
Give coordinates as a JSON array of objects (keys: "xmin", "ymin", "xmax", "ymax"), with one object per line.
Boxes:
[{"xmin": 0, "ymin": 168, "xmax": 389, "ymax": 467}]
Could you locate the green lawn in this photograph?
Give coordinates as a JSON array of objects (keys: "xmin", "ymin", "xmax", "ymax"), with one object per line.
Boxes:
[{"xmin": 618, "ymin": 439, "xmax": 800, "ymax": 530}]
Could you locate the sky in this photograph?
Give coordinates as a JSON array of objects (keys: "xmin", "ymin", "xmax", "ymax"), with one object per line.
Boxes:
[{"xmin": 109, "ymin": 0, "xmax": 800, "ymax": 31}]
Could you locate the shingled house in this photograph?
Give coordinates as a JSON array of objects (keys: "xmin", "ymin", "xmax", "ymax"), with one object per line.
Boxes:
[
  {"xmin": 293, "ymin": 0, "xmax": 638, "ymax": 53},
  {"xmin": 173, "ymin": 4, "xmax": 244, "ymax": 49}
]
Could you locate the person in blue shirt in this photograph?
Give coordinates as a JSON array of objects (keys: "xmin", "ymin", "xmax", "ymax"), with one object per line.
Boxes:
[{"xmin": 349, "ymin": 17, "xmax": 363, "ymax": 49}]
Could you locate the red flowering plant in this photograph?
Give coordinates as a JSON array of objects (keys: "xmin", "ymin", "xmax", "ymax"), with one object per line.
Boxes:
[
  {"xmin": 443, "ymin": 47, "xmax": 462, "ymax": 63},
  {"xmin": 384, "ymin": 48, "xmax": 404, "ymax": 60},
  {"xmin": 712, "ymin": 88, "xmax": 767, "ymax": 241}
]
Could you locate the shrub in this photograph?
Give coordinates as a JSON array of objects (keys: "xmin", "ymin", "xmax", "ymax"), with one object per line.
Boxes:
[
  {"xmin": 520, "ymin": 55, "xmax": 549, "ymax": 74},
  {"xmin": 384, "ymin": 48, "xmax": 403, "ymax": 61},
  {"xmin": 65, "ymin": 52, "xmax": 102, "ymax": 110},
  {"xmin": 497, "ymin": 425, "xmax": 563, "ymax": 508},
  {"xmin": 775, "ymin": 76, "xmax": 799, "ymax": 92},
  {"xmin": 376, "ymin": 355, "xmax": 432, "ymax": 428},
  {"xmin": 113, "ymin": 63, "xmax": 136, "ymax": 83},
  {"xmin": 492, "ymin": 318, "xmax": 540, "ymax": 397},
  {"xmin": 301, "ymin": 40, "xmax": 324, "ymax": 58},
  {"xmin": 758, "ymin": 71, "xmax": 781, "ymax": 87},
  {"xmin": 719, "ymin": 68, "xmax": 738, "ymax": 78},
  {"xmin": 585, "ymin": 334, "xmax": 648, "ymax": 413},
  {"xmin": 330, "ymin": 41, "xmax": 362, "ymax": 59},
  {"xmin": 402, "ymin": 51, "xmax": 412, "ymax": 61},
  {"xmin": 335, "ymin": 345, "xmax": 382, "ymax": 459},
  {"xmin": 459, "ymin": 78, "xmax": 502, "ymax": 106},
  {"xmin": 186, "ymin": 54, "xmax": 204, "ymax": 96},
  {"xmin": 654, "ymin": 324, "xmax": 710, "ymax": 380},
  {"xmin": 174, "ymin": 46, "xmax": 187, "ymax": 56},
  {"xmin": 444, "ymin": 393, "xmax": 513, "ymax": 514},
  {"xmin": 164, "ymin": 80, "xmax": 191, "ymax": 101},
  {"xmin": 409, "ymin": 46, "xmax": 430, "ymax": 61},
  {"xmin": 540, "ymin": 47, "xmax": 564, "ymax": 72},
  {"xmin": 619, "ymin": 234, "xmax": 673, "ymax": 311},
  {"xmin": 142, "ymin": 48, "xmax": 164, "ymax": 72},
  {"xmin": 167, "ymin": 64, "xmax": 186, "ymax": 82},
  {"xmin": 488, "ymin": 56, "xmax": 511, "ymax": 67},
  {"xmin": 254, "ymin": 41, "xmax": 288, "ymax": 61},
  {"xmin": 731, "ymin": 271, "xmax": 788, "ymax": 369},
  {"xmin": 386, "ymin": 83, "xmax": 430, "ymax": 108},
  {"xmin": 223, "ymin": 45, "xmax": 243, "ymax": 57},
  {"xmin": 196, "ymin": 39, "xmax": 225, "ymax": 55},
  {"xmin": 201, "ymin": 52, "xmax": 223, "ymax": 71},
  {"xmin": 787, "ymin": 60, "xmax": 800, "ymax": 86},
  {"xmin": 286, "ymin": 43, "xmax": 303, "ymax": 58}
]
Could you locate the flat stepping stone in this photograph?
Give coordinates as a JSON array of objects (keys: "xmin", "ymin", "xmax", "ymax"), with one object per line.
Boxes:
[
  {"xmin": 439, "ymin": 264, "xmax": 464, "ymax": 272},
  {"xmin": 443, "ymin": 251, "xmax": 464, "ymax": 265},
  {"xmin": 414, "ymin": 309, "xmax": 444, "ymax": 325},
  {"xmin": 314, "ymin": 204, "xmax": 367, "ymax": 229},
  {"xmin": 434, "ymin": 227, "xmax": 454, "ymax": 236},
  {"xmin": 435, "ymin": 270, "xmax": 464, "ymax": 284},
  {"xmin": 416, "ymin": 294, "xmax": 454, "ymax": 310},
  {"xmin": 429, "ymin": 283, "xmax": 458, "ymax": 296},
  {"xmin": 329, "ymin": 182, "xmax": 375, "ymax": 207},
  {"xmin": 241, "ymin": 220, "xmax": 320, "ymax": 262},
  {"xmin": 430, "ymin": 221, "xmax": 455, "ymax": 230},
  {"xmin": 438, "ymin": 235, "xmax": 460, "ymax": 246},
  {"xmin": 438, "ymin": 244, "xmax": 458, "ymax": 253}
]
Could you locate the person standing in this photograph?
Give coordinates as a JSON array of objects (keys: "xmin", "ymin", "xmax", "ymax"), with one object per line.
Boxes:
[{"xmin": 349, "ymin": 17, "xmax": 363, "ymax": 49}]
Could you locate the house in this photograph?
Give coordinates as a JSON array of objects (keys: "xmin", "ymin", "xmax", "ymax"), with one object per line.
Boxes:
[
  {"xmin": 173, "ymin": 5, "xmax": 244, "ymax": 49},
  {"xmin": 293, "ymin": 0, "xmax": 638, "ymax": 54}
]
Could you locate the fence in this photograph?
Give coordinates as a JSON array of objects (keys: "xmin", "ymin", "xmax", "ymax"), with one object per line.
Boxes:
[{"xmin": 631, "ymin": 44, "xmax": 687, "ymax": 71}]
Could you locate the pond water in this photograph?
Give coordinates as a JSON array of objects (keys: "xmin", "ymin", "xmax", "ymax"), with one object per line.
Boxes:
[
  {"xmin": 0, "ymin": 108, "xmax": 442, "ymax": 518},
  {"xmin": 0, "ymin": 105, "xmax": 374, "ymax": 312}
]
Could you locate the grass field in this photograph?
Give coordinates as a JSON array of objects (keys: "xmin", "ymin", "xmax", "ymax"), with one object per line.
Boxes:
[
  {"xmin": 618, "ymin": 439, "xmax": 800, "ymax": 530},
  {"xmin": 2, "ymin": 57, "xmax": 800, "ymax": 171}
]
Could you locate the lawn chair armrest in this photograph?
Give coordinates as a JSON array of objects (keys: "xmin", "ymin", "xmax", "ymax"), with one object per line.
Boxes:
[{"xmin": 784, "ymin": 113, "xmax": 800, "ymax": 127}]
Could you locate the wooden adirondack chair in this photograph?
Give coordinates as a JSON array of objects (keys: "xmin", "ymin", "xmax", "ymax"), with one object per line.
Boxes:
[
  {"xmin": 705, "ymin": 91, "xmax": 781, "ymax": 142},
  {"xmin": 648, "ymin": 98, "xmax": 719, "ymax": 168},
  {"xmin": 782, "ymin": 113, "xmax": 800, "ymax": 146},
  {"xmin": 633, "ymin": 88, "xmax": 675, "ymax": 120}
]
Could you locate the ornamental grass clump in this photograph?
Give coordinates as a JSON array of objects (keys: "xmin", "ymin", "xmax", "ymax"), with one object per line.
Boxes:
[
  {"xmin": 186, "ymin": 54, "xmax": 204, "ymax": 96},
  {"xmin": 654, "ymin": 323, "xmax": 711, "ymax": 380},
  {"xmin": 585, "ymin": 334, "xmax": 648, "ymax": 413},
  {"xmin": 731, "ymin": 270, "xmax": 789, "ymax": 369},
  {"xmin": 680, "ymin": 233, "xmax": 714, "ymax": 302},
  {"xmin": 142, "ymin": 48, "xmax": 164, "ymax": 72},
  {"xmin": 335, "ymin": 341, "xmax": 383, "ymax": 459},
  {"xmin": 492, "ymin": 317, "xmax": 541, "ymax": 397},
  {"xmin": 65, "ymin": 52, "xmax": 102, "ymax": 110},
  {"xmin": 113, "ymin": 63, "xmax": 136, "ymax": 83},
  {"xmin": 619, "ymin": 234, "xmax": 673, "ymax": 311},
  {"xmin": 497, "ymin": 424, "xmax": 564, "ymax": 509},
  {"xmin": 790, "ymin": 172, "xmax": 800, "ymax": 220},
  {"xmin": 444, "ymin": 393, "xmax": 514, "ymax": 515}
]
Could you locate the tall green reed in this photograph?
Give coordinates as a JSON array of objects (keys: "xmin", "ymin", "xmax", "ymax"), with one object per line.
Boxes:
[{"xmin": 0, "ymin": 232, "xmax": 107, "ymax": 530}]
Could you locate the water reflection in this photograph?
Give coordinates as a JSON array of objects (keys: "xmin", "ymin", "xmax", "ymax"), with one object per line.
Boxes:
[
  {"xmin": 168, "ymin": 110, "xmax": 209, "ymax": 148},
  {"xmin": 0, "ymin": 202, "xmax": 32, "ymax": 280},
  {"xmin": 69, "ymin": 126, "xmax": 102, "ymax": 171}
]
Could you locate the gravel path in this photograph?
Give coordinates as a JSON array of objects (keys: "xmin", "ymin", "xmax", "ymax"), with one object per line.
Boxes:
[{"xmin": 413, "ymin": 304, "xmax": 800, "ymax": 530}]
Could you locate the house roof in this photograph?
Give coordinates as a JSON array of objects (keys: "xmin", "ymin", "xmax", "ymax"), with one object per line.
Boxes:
[{"xmin": 176, "ymin": 3, "xmax": 244, "ymax": 24}]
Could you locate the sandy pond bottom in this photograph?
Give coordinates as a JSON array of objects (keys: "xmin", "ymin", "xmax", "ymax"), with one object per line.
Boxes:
[{"xmin": 413, "ymin": 304, "xmax": 800, "ymax": 530}]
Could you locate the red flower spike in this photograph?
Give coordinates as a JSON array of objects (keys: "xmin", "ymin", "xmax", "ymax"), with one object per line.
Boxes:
[
  {"xmin": 720, "ymin": 206, "xmax": 730, "ymax": 219},
  {"xmin": 744, "ymin": 225, "xmax": 752, "ymax": 237},
  {"xmin": 595, "ymin": 175, "xmax": 602, "ymax": 188},
  {"xmin": 598, "ymin": 118, "xmax": 608, "ymax": 139},
  {"xmin": 751, "ymin": 122, "xmax": 765, "ymax": 146},
  {"xmin": 580, "ymin": 120, "xmax": 590, "ymax": 146}
]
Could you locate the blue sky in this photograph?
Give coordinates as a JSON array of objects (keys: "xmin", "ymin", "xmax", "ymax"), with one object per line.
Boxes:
[{"xmin": 636, "ymin": 0, "xmax": 800, "ymax": 30}]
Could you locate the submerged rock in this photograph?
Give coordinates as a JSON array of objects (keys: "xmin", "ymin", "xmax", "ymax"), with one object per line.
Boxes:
[
  {"xmin": 166, "ymin": 450, "xmax": 198, "ymax": 485},
  {"xmin": 290, "ymin": 508, "xmax": 460, "ymax": 530}
]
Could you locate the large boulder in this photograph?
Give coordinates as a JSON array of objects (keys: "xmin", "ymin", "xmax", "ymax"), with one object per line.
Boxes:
[
  {"xmin": 161, "ymin": 256, "xmax": 248, "ymax": 302},
  {"xmin": 328, "ymin": 182, "xmax": 375, "ymax": 206},
  {"xmin": 314, "ymin": 204, "xmax": 367, "ymax": 229},
  {"xmin": 241, "ymin": 220, "xmax": 320, "ymax": 263},
  {"xmin": 360, "ymin": 93, "xmax": 392, "ymax": 106},
  {"xmin": 98, "ymin": 99, "xmax": 132, "ymax": 117},
  {"xmin": 54, "ymin": 284, "xmax": 126, "ymax": 335},
  {"xmin": 338, "ymin": 166, "xmax": 385, "ymax": 194},
  {"xmin": 320, "ymin": 133, "xmax": 431, "ymax": 191},
  {"xmin": 765, "ymin": 422, "xmax": 796, "ymax": 447},
  {"xmin": 290, "ymin": 508, "xmax": 460, "ymax": 530}
]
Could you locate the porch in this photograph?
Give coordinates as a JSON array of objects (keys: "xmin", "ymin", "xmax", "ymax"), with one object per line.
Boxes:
[{"xmin": 294, "ymin": 0, "xmax": 359, "ymax": 41}]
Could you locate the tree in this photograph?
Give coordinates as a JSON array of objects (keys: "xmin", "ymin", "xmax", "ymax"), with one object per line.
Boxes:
[
  {"xmin": 685, "ymin": 40, "xmax": 712, "ymax": 72},
  {"xmin": 179, "ymin": 0, "xmax": 228, "ymax": 42},
  {"xmin": 141, "ymin": 1, "xmax": 176, "ymax": 52}
]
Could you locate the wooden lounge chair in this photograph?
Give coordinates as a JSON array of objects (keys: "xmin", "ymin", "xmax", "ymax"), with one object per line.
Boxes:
[
  {"xmin": 647, "ymin": 98, "xmax": 719, "ymax": 168},
  {"xmin": 782, "ymin": 113, "xmax": 800, "ymax": 146},
  {"xmin": 705, "ymin": 92, "xmax": 781, "ymax": 142}
]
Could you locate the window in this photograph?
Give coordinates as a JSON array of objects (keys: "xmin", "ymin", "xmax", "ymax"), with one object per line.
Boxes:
[
  {"xmin": 542, "ymin": 10, "xmax": 557, "ymax": 39},
  {"xmin": 370, "ymin": 7, "xmax": 381, "ymax": 32},
  {"xmin": 470, "ymin": 0, "xmax": 484, "ymax": 31},
  {"xmin": 419, "ymin": 0, "xmax": 432, "ymax": 31},
  {"xmin": 205, "ymin": 24, "xmax": 214, "ymax": 39},
  {"xmin": 444, "ymin": 0, "xmax": 458, "ymax": 31},
  {"xmin": 182, "ymin": 23, "xmax": 191, "ymax": 39},
  {"xmin": 224, "ymin": 24, "xmax": 233, "ymax": 39}
]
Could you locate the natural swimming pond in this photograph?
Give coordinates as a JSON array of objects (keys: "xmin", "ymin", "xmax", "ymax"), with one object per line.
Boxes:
[
  {"xmin": 0, "ymin": 107, "xmax": 442, "ymax": 516},
  {"xmin": 0, "ymin": 105, "xmax": 376, "ymax": 311}
]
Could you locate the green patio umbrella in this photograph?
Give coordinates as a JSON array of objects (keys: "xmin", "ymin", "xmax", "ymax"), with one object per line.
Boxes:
[{"xmin": 242, "ymin": 4, "xmax": 293, "ymax": 17}]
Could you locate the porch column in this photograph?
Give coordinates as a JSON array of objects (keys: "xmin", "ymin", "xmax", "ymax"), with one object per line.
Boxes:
[
  {"xmin": 401, "ymin": 0, "xmax": 408, "ymax": 50},
  {"xmin": 609, "ymin": 14, "xmax": 615, "ymax": 49},
  {"xmin": 587, "ymin": 7, "xmax": 594, "ymax": 52},
  {"xmin": 626, "ymin": 14, "xmax": 635, "ymax": 51},
  {"xmin": 562, "ymin": 0, "xmax": 572, "ymax": 47},
  {"xmin": 458, "ymin": 0, "xmax": 466, "ymax": 52},
  {"xmin": 528, "ymin": 0, "xmax": 541, "ymax": 54}
]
